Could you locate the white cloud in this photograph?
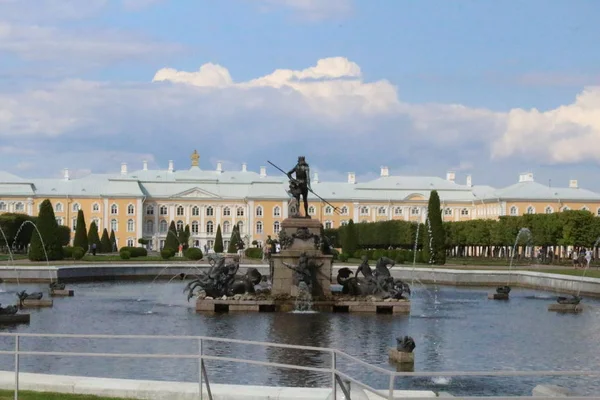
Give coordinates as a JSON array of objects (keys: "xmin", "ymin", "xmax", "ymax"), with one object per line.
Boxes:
[{"xmin": 251, "ymin": 0, "xmax": 352, "ymax": 20}]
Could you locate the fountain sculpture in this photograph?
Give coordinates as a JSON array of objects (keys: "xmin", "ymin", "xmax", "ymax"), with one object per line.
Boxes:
[
  {"xmin": 389, "ymin": 335, "xmax": 416, "ymax": 366},
  {"xmin": 0, "ymin": 302, "xmax": 30, "ymax": 325},
  {"xmin": 489, "ymin": 227, "xmax": 532, "ymax": 300},
  {"xmin": 336, "ymin": 256, "xmax": 411, "ymax": 300},
  {"xmin": 49, "ymin": 281, "xmax": 74, "ymax": 297},
  {"xmin": 17, "ymin": 290, "xmax": 53, "ymax": 309}
]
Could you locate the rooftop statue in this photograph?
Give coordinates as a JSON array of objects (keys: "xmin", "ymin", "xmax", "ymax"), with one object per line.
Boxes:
[{"xmin": 336, "ymin": 257, "xmax": 411, "ymax": 300}]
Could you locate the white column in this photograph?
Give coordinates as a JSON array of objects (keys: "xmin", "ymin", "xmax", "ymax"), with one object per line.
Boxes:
[
  {"xmin": 103, "ymin": 198, "xmax": 109, "ymax": 230},
  {"xmin": 353, "ymin": 202, "xmax": 359, "ymax": 221},
  {"xmin": 169, "ymin": 204, "xmax": 175, "ymax": 221},
  {"xmin": 454, "ymin": 208, "xmax": 460, "ymax": 222},
  {"xmin": 403, "ymin": 206, "xmax": 409, "ymax": 221},
  {"xmin": 216, "ymin": 205, "xmax": 222, "ymax": 227},
  {"xmin": 387, "ymin": 205, "xmax": 392, "ymax": 221},
  {"xmin": 248, "ymin": 200, "xmax": 255, "ymax": 243},
  {"xmin": 282, "ymin": 200, "xmax": 288, "ymax": 219},
  {"xmin": 154, "ymin": 204, "xmax": 159, "ymax": 250},
  {"xmin": 26, "ymin": 199, "xmax": 33, "ymax": 216},
  {"xmin": 136, "ymin": 198, "xmax": 143, "ymax": 244},
  {"xmin": 200, "ymin": 205, "xmax": 206, "ymax": 234},
  {"xmin": 185, "ymin": 204, "xmax": 191, "ymax": 226}
]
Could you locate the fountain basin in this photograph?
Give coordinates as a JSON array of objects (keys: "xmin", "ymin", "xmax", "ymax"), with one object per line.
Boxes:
[
  {"xmin": 548, "ymin": 303, "xmax": 583, "ymax": 313},
  {"xmin": 50, "ymin": 289, "xmax": 75, "ymax": 297},
  {"xmin": 196, "ymin": 298, "xmax": 410, "ymax": 314},
  {"xmin": 488, "ymin": 293, "xmax": 509, "ymax": 300},
  {"xmin": 21, "ymin": 299, "xmax": 53, "ymax": 308},
  {"xmin": 388, "ymin": 348, "xmax": 414, "ymax": 364},
  {"xmin": 0, "ymin": 313, "xmax": 30, "ymax": 324}
]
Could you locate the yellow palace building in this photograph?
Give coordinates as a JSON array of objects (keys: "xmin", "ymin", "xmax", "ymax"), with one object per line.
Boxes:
[{"xmin": 1, "ymin": 151, "xmax": 600, "ymax": 251}]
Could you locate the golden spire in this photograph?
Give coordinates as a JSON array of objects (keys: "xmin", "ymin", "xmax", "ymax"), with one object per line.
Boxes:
[{"xmin": 191, "ymin": 150, "xmax": 200, "ymax": 167}]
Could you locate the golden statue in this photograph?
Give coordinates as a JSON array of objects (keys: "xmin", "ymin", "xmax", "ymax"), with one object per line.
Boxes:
[{"xmin": 191, "ymin": 150, "xmax": 200, "ymax": 167}]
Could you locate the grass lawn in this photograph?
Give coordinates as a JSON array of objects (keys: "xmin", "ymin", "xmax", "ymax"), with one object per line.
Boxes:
[{"xmin": 0, "ymin": 390, "xmax": 127, "ymax": 400}]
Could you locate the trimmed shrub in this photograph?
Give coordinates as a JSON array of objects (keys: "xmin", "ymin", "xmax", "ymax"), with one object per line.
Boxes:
[
  {"xmin": 245, "ymin": 247, "xmax": 262, "ymax": 259},
  {"xmin": 62, "ymin": 246, "xmax": 74, "ymax": 259},
  {"xmin": 119, "ymin": 247, "xmax": 147, "ymax": 258},
  {"xmin": 338, "ymin": 253, "xmax": 349, "ymax": 262},
  {"xmin": 184, "ymin": 247, "xmax": 203, "ymax": 260},
  {"xmin": 161, "ymin": 248, "xmax": 175, "ymax": 260},
  {"xmin": 100, "ymin": 229, "xmax": 111, "ymax": 253},
  {"xmin": 72, "ymin": 246, "xmax": 85, "ymax": 260},
  {"xmin": 57, "ymin": 225, "xmax": 72, "ymax": 246},
  {"xmin": 73, "ymin": 209, "xmax": 88, "ymax": 253},
  {"xmin": 214, "ymin": 225, "xmax": 224, "ymax": 253},
  {"xmin": 164, "ymin": 221, "xmax": 179, "ymax": 252},
  {"xmin": 120, "ymin": 251, "xmax": 131, "ymax": 260},
  {"xmin": 88, "ymin": 221, "xmax": 100, "ymax": 251},
  {"xmin": 28, "ymin": 199, "xmax": 63, "ymax": 261},
  {"xmin": 109, "ymin": 230, "xmax": 117, "ymax": 252}
]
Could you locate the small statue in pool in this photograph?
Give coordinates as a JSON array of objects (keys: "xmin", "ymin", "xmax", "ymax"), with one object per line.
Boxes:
[
  {"xmin": 557, "ymin": 295, "xmax": 581, "ymax": 305},
  {"xmin": 496, "ymin": 286, "xmax": 511, "ymax": 295},
  {"xmin": 49, "ymin": 281, "xmax": 66, "ymax": 291},
  {"xmin": 396, "ymin": 336, "xmax": 416, "ymax": 353},
  {"xmin": 16, "ymin": 290, "xmax": 43, "ymax": 307},
  {"xmin": 0, "ymin": 303, "xmax": 18, "ymax": 315},
  {"xmin": 337, "ymin": 257, "xmax": 411, "ymax": 300}
]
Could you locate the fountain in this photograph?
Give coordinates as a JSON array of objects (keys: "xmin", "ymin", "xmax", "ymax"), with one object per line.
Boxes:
[
  {"xmin": 292, "ymin": 281, "xmax": 314, "ymax": 312},
  {"xmin": 17, "ymin": 290, "xmax": 53, "ymax": 309},
  {"xmin": 548, "ymin": 242, "xmax": 592, "ymax": 314},
  {"xmin": 489, "ymin": 227, "xmax": 532, "ymax": 300},
  {"xmin": 389, "ymin": 335, "xmax": 416, "ymax": 366}
]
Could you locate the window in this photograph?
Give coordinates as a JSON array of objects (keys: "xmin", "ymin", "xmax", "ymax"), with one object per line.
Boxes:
[
  {"xmin": 207, "ymin": 240, "xmax": 214, "ymax": 249},
  {"xmin": 159, "ymin": 205, "xmax": 168, "ymax": 215},
  {"xmin": 206, "ymin": 221, "xmax": 214, "ymax": 234},
  {"xmin": 0, "ymin": 202, "xmax": 6, "ymax": 211},
  {"xmin": 55, "ymin": 203, "xmax": 63, "ymax": 212},
  {"xmin": 146, "ymin": 205, "xmax": 154, "ymax": 215},
  {"xmin": 256, "ymin": 221, "xmax": 263, "ymax": 234},
  {"xmin": 325, "ymin": 206, "xmax": 334, "ymax": 215},
  {"xmin": 176, "ymin": 205, "xmax": 184, "ymax": 216},
  {"xmin": 256, "ymin": 206, "xmax": 263, "ymax": 217},
  {"xmin": 206, "ymin": 206, "xmax": 214, "ymax": 217},
  {"xmin": 273, "ymin": 206, "xmax": 281, "ymax": 217},
  {"xmin": 110, "ymin": 204, "xmax": 118, "ymax": 215},
  {"xmin": 192, "ymin": 206, "xmax": 199, "ymax": 216},
  {"xmin": 72, "ymin": 218, "xmax": 77, "ymax": 231},
  {"xmin": 545, "ymin": 206, "xmax": 553, "ymax": 214},
  {"xmin": 510, "ymin": 206, "xmax": 517, "ymax": 216},
  {"xmin": 461, "ymin": 208, "xmax": 469, "ymax": 216},
  {"xmin": 360, "ymin": 206, "xmax": 369, "ymax": 215},
  {"xmin": 159, "ymin": 220, "xmax": 168, "ymax": 233},
  {"xmin": 110, "ymin": 219, "xmax": 118, "ymax": 231},
  {"xmin": 308, "ymin": 206, "xmax": 316, "ymax": 215},
  {"xmin": 127, "ymin": 238, "xmax": 134, "ymax": 247},
  {"xmin": 127, "ymin": 219, "xmax": 135, "ymax": 232},
  {"xmin": 324, "ymin": 221, "xmax": 333, "ymax": 229},
  {"xmin": 236, "ymin": 207, "xmax": 244, "ymax": 217},
  {"xmin": 223, "ymin": 221, "xmax": 231, "ymax": 234},
  {"xmin": 411, "ymin": 207, "xmax": 420, "ymax": 215},
  {"xmin": 92, "ymin": 203, "xmax": 100, "ymax": 212},
  {"xmin": 191, "ymin": 221, "xmax": 199, "ymax": 234},
  {"xmin": 341, "ymin": 206, "xmax": 348, "ymax": 215},
  {"xmin": 56, "ymin": 217, "xmax": 63, "ymax": 225},
  {"xmin": 72, "ymin": 203, "xmax": 80, "ymax": 212},
  {"xmin": 526, "ymin": 206, "xmax": 534, "ymax": 214},
  {"xmin": 377, "ymin": 207, "xmax": 386, "ymax": 215},
  {"xmin": 14, "ymin": 202, "xmax": 24, "ymax": 212},
  {"xmin": 394, "ymin": 207, "xmax": 402, "ymax": 215},
  {"xmin": 273, "ymin": 221, "xmax": 280, "ymax": 234},
  {"xmin": 145, "ymin": 220, "xmax": 154, "ymax": 233},
  {"xmin": 223, "ymin": 207, "xmax": 231, "ymax": 216},
  {"xmin": 340, "ymin": 220, "xmax": 348, "ymax": 226},
  {"xmin": 176, "ymin": 220, "xmax": 184, "ymax": 231},
  {"xmin": 237, "ymin": 221, "xmax": 244, "ymax": 234},
  {"xmin": 444, "ymin": 208, "xmax": 452, "ymax": 216},
  {"xmin": 224, "ymin": 240, "xmax": 230, "ymax": 249}
]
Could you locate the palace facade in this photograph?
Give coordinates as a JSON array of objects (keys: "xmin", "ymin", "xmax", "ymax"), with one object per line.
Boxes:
[{"xmin": 2, "ymin": 152, "xmax": 600, "ymax": 250}]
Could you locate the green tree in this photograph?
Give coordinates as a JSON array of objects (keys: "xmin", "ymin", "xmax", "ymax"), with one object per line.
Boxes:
[
  {"xmin": 341, "ymin": 219, "xmax": 358, "ymax": 255},
  {"xmin": 109, "ymin": 230, "xmax": 117, "ymax": 252},
  {"xmin": 0, "ymin": 213, "xmax": 36, "ymax": 251},
  {"xmin": 72, "ymin": 209, "xmax": 88, "ymax": 252},
  {"xmin": 228, "ymin": 224, "xmax": 240, "ymax": 253},
  {"xmin": 183, "ymin": 224, "xmax": 191, "ymax": 249},
  {"xmin": 100, "ymin": 228, "xmax": 111, "ymax": 253},
  {"xmin": 423, "ymin": 190, "xmax": 446, "ymax": 264},
  {"xmin": 164, "ymin": 221, "xmax": 179, "ymax": 251},
  {"xmin": 214, "ymin": 224, "xmax": 224, "ymax": 253},
  {"xmin": 28, "ymin": 199, "xmax": 63, "ymax": 261},
  {"xmin": 87, "ymin": 220, "xmax": 100, "ymax": 250},
  {"xmin": 57, "ymin": 225, "xmax": 72, "ymax": 246}
]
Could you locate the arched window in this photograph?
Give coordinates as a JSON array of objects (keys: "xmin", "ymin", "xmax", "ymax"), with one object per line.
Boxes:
[
  {"xmin": 127, "ymin": 219, "xmax": 135, "ymax": 232},
  {"xmin": 110, "ymin": 204, "xmax": 118, "ymax": 215},
  {"xmin": 526, "ymin": 206, "xmax": 535, "ymax": 214},
  {"xmin": 377, "ymin": 207, "xmax": 386, "ymax": 215},
  {"xmin": 145, "ymin": 205, "xmax": 154, "ymax": 215},
  {"xmin": 273, "ymin": 221, "xmax": 280, "ymax": 233},
  {"xmin": 545, "ymin": 206, "xmax": 553, "ymax": 214},
  {"xmin": 127, "ymin": 238, "xmax": 134, "ymax": 247},
  {"xmin": 176, "ymin": 220, "xmax": 184, "ymax": 231},
  {"xmin": 444, "ymin": 208, "xmax": 452, "ymax": 216},
  {"xmin": 223, "ymin": 207, "xmax": 231, "ymax": 216},
  {"xmin": 92, "ymin": 203, "xmax": 100, "ymax": 212},
  {"xmin": 206, "ymin": 221, "xmax": 214, "ymax": 234},
  {"xmin": 145, "ymin": 220, "xmax": 154, "ymax": 233},
  {"xmin": 273, "ymin": 206, "xmax": 281, "ymax": 217},
  {"xmin": 56, "ymin": 217, "xmax": 63, "ymax": 225},
  {"xmin": 236, "ymin": 207, "xmax": 244, "ymax": 217},
  {"xmin": 191, "ymin": 221, "xmax": 199, "ymax": 234},
  {"xmin": 159, "ymin": 220, "xmax": 168, "ymax": 233},
  {"xmin": 460, "ymin": 208, "xmax": 469, "ymax": 216},
  {"xmin": 0, "ymin": 202, "xmax": 6, "ymax": 211},
  {"xmin": 127, "ymin": 204, "xmax": 135, "ymax": 215},
  {"xmin": 360, "ymin": 206, "xmax": 369, "ymax": 215},
  {"xmin": 72, "ymin": 203, "xmax": 80, "ymax": 212},
  {"xmin": 223, "ymin": 220, "xmax": 231, "ymax": 234},
  {"xmin": 256, "ymin": 206, "xmax": 263, "ymax": 217},
  {"xmin": 72, "ymin": 218, "xmax": 77, "ymax": 230},
  {"xmin": 110, "ymin": 219, "xmax": 118, "ymax": 231},
  {"xmin": 394, "ymin": 207, "xmax": 402, "ymax": 215},
  {"xmin": 256, "ymin": 221, "xmax": 263, "ymax": 234},
  {"xmin": 411, "ymin": 207, "xmax": 420, "ymax": 215},
  {"xmin": 13, "ymin": 202, "xmax": 24, "ymax": 212},
  {"xmin": 237, "ymin": 221, "xmax": 244, "ymax": 234},
  {"xmin": 308, "ymin": 206, "xmax": 316, "ymax": 215},
  {"xmin": 324, "ymin": 221, "xmax": 333, "ymax": 229},
  {"xmin": 510, "ymin": 206, "xmax": 517, "ymax": 216},
  {"xmin": 55, "ymin": 202, "xmax": 63, "ymax": 212},
  {"xmin": 159, "ymin": 205, "xmax": 168, "ymax": 215},
  {"xmin": 341, "ymin": 206, "xmax": 349, "ymax": 215},
  {"xmin": 176, "ymin": 205, "xmax": 184, "ymax": 216},
  {"xmin": 325, "ymin": 206, "xmax": 334, "ymax": 215},
  {"xmin": 192, "ymin": 206, "xmax": 199, "ymax": 216},
  {"xmin": 206, "ymin": 206, "xmax": 214, "ymax": 216}
]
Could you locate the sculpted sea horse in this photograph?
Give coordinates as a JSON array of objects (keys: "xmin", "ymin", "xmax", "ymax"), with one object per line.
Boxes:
[
  {"xmin": 16, "ymin": 290, "xmax": 43, "ymax": 307},
  {"xmin": 337, "ymin": 257, "xmax": 411, "ymax": 299}
]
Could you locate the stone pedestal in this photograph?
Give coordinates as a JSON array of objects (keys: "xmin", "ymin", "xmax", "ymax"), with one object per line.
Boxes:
[
  {"xmin": 51, "ymin": 289, "xmax": 74, "ymax": 297},
  {"xmin": 388, "ymin": 348, "xmax": 414, "ymax": 364},
  {"xmin": 488, "ymin": 293, "xmax": 509, "ymax": 300},
  {"xmin": 548, "ymin": 303, "xmax": 583, "ymax": 313},
  {"xmin": 21, "ymin": 299, "xmax": 53, "ymax": 308},
  {"xmin": 0, "ymin": 314, "xmax": 30, "ymax": 324},
  {"xmin": 271, "ymin": 218, "xmax": 332, "ymax": 298}
]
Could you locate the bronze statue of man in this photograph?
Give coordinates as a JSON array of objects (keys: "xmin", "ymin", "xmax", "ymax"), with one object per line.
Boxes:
[{"xmin": 287, "ymin": 156, "xmax": 311, "ymax": 218}]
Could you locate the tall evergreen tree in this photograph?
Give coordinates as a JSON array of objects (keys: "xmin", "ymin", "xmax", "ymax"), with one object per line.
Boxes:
[
  {"xmin": 100, "ymin": 228, "xmax": 111, "ymax": 253},
  {"xmin": 72, "ymin": 209, "xmax": 88, "ymax": 252},
  {"xmin": 214, "ymin": 224, "xmax": 224, "ymax": 253},
  {"xmin": 177, "ymin": 224, "xmax": 190, "ymax": 250},
  {"xmin": 424, "ymin": 190, "xmax": 446, "ymax": 265},
  {"xmin": 109, "ymin": 230, "xmax": 117, "ymax": 252},
  {"xmin": 342, "ymin": 219, "xmax": 358, "ymax": 256},
  {"xmin": 87, "ymin": 221, "xmax": 100, "ymax": 250},
  {"xmin": 28, "ymin": 199, "xmax": 63, "ymax": 261},
  {"xmin": 227, "ymin": 224, "xmax": 240, "ymax": 254},
  {"xmin": 164, "ymin": 221, "xmax": 179, "ymax": 251}
]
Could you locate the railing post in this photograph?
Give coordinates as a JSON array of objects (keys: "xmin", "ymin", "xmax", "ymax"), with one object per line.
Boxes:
[
  {"xmin": 198, "ymin": 339, "xmax": 203, "ymax": 400},
  {"xmin": 331, "ymin": 350, "xmax": 336, "ymax": 400},
  {"xmin": 388, "ymin": 374, "xmax": 394, "ymax": 400},
  {"xmin": 14, "ymin": 335, "xmax": 19, "ymax": 400}
]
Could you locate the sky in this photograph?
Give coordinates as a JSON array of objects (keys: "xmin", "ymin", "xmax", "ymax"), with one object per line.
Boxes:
[{"xmin": 1, "ymin": 0, "xmax": 600, "ymax": 190}]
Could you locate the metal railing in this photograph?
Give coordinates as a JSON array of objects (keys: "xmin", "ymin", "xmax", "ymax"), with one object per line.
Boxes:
[{"xmin": 0, "ymin": 332, "xmax": 599, "ymax": 400}]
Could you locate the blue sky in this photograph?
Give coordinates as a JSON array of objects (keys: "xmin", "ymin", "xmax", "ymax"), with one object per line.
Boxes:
[{"xmin": 1, "ymin": 0, "xmax": 600, "ymax": 190}]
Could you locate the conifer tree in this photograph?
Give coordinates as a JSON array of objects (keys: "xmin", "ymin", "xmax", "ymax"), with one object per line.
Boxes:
[
  {"xmin": 214, "ymin": 224, "xmax": 224, "ymax": 253},
  {"xmin": 342, "ymin": 219, "xmax": 358, "ymax": 256},
  {"xmin": 100, "ymin": 228, "xmax": 111, "ymax": 253},
  {"xmin": 423, "ymin": 190, "xmax": 446, "ymax": 265},
  {"xmin": 28, "ymin": 199, "xmax": 63, "ymax": 261},
  {"xmin": 227, "ymin": 224, "xmax": 240, "ymax": 254},
  {"xmin": 87, "ymin": 221, "xmax": 100, "ymax": 250},
  {"xmin": 73, "ymin": 209, "xmax": 88, "ymax": 252},
  {"xmin": 164, "ymin": 221, "xmax": 179, "ymax": 251},
  {"xmin": 109, "ymin": 230, "xmax": 117, "ymax": 252}
]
